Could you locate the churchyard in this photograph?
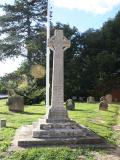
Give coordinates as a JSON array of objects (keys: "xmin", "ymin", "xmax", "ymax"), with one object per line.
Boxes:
[
  {"xmin": 0, "ymin": 99, "xmax": 120, "ymax": 160},
  {"xmin": 0, "ymin": 29, "xmax": 120, "ymax": 160},
  {"xmin": 0, "ymin": 1, "xmax": 120, "ymax": 160}
]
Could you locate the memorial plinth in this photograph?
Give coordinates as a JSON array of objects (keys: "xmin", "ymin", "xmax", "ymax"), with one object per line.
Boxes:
[{"xmin": 11, "ymin": 30, "xmax": 106, "ymax": 149}]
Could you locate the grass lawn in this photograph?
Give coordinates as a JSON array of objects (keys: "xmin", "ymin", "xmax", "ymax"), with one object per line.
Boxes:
[{"xmin": 0, "ymin": 99, "xmax": 120, "ymax": 160}]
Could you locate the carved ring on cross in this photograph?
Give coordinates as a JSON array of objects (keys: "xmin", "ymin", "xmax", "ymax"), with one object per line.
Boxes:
[{"xmin": 48, "ymin": 30, "xmax": 70, "ymax": 52}]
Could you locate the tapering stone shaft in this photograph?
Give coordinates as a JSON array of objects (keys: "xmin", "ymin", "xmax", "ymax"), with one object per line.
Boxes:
[{"xmin": 47, "ymin": 30, "xmax": 70, "ymax": 122}]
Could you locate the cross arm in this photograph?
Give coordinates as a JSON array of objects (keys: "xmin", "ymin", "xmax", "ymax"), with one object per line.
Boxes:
[
  {"xmin": 63, "ymin": 37, "xmax": 71, "ymax": 51},
  {"xmin": 48, "ymin": 36, "xmax": 55, "ymax": 51}
]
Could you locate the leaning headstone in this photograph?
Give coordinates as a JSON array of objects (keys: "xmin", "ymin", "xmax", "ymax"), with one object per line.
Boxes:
[
  {"xmin": 66, "ymin": 99, "xmax": 75, "ymax": 110},
  {"xmin": 99, "ymin": 97, "xmax": 108, "ymax": 111},
  {"xmin": 0, "ymin": 119, "xmax": 6, "ymax": 128},
  {"xmin": 7, "ymin": 95, "xmax": 24, "ymax": 112},
  {"xmin": 13, "ymin": 30, "xmax": 106, "ymax": 148},
  {"xmin": 105, "ymin": 94, "xmax": 112, "ymax": 104},
  {"xmin": 87, "ymin": 96, "xmax": 95, "ymax": 103}
]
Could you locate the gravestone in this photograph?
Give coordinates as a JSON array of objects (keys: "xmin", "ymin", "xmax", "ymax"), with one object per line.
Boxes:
[
  {"xmin": 66, "ymin": 99, "xmax": 75, "ymax": 110},
  {"xmin": 99, "ymin": 97, "xmax": 108, "ymax": 111},
  {"xmin": 12, "ymin": 30, "xmax": 106, "ymax": 148},
  {"xmin": 105, "ymin": 94, "xmax": 112, "ymax": 104},
  {"xmin": 0, "ymin": 119, "xmax": 6, "ymax": 128},
  {"xmin": 87, "ymin": 96, "xmax": 95, "ymax": 103},
  {"xmin": 7, "ymin": 95, "xmax": 24, "ymax": 112}
]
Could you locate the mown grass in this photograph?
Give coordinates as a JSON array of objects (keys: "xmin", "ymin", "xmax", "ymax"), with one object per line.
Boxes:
[
  {"xmin": 0, "ymin": 100, "xmax": 120, "ymax": 160},
  {"xmin": 68, "ymin": 103, "xmax": 120, "ymax": 144},
  {"xmin": 0, "ymin": 100, "xmax": 45, "ymax": 152}
]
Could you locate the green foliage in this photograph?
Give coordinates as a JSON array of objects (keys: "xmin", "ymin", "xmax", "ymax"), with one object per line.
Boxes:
[
  {"xmin": 0, "ymin": 81, "xmax": 6, "ymax": 93},
  {"xmin": 0, "ymin": 61, "xmax": 46, "ymax": 104},
  {"xmin": 0, "ymin": 0, "xmax": 47, "ymax": 64},
  {"xmin": 5, "ymin": 148, "xmax": 95, "ymax": 160},
  {"xmin": 63, "ymin": 11, "xmax": 120, "ymax": 98},
  {"xmin": 51, "ymin": 20, "xmax": 120, "ymax": 99},
  {"xmin": 1, "ymin": 8, "xmax": 120, "ymax": 100}
]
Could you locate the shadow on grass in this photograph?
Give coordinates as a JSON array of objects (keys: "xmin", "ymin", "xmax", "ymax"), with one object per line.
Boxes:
[
  {"xmin": 0, "ymin": 112, "xmax": 13, "ymax": 115},
  {"xmin": 0, "ymin": 111, "xmax": 45, "ymax": 116},
  {"xmin": 6, "ymin": 126, "xmax": 17, "ymax": 129},
  {"xmin": 34, "ymin": 104, "xmax": 45, "ymax": 106},
  {"xmin": 74, "ymin": 109, "xmax": 117, "ymax": 114},
  {"xmin": 25, "ymin": 104, "xmax": 45, "ymax": 107},
  {"xmin": 73, "ymin": 109, "xmax": 97, "ymax": 113},
  {"xmin": 22, "ymin": 111, "xmax": 45, "ymax": 116}
]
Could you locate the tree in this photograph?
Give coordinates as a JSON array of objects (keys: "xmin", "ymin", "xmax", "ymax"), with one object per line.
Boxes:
[
  {"xmin": 0, "ymin": 61, "xmax": 46, "ymax": 104},
  {"xmin": 1, "ymin": 7, "xmax": 120, "ymax": 101},
  {"xmin": 75, "ymin": 12, "xmax": 120, "ymax": 97},
  {"xmin": 0, "ymin": 0, "xmax": 47, "ymax": 65}
]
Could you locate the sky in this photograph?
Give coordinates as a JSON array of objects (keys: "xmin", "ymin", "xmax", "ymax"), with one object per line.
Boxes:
[{"xmin": 0, "ymin": 0, "xmax": 120, "ymax": 76}]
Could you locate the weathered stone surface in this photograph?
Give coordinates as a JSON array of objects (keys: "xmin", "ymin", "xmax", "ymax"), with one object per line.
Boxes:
[
  {"xmin": 11, "ymin": 123, "xmax": 106, "ymax": 148},
  {"xmin": 99, "ymin": 96, "xmax": 108, "ymax": 111},
  {"xmin": 46, "ymin": 30, "xmax": 70, "ymax": 123},
  {"xmin": 66, "ymin": 99, "xmax": 75, "ymax": 110},
  {"xmin": 99, "ymin": 101, "xmax": 108, "ymax": 111},
  {"xmin": 0, "ymin": 119, "xmax": 6, "ymax": 128},
  {"xmin": 7, "ymin": 95, "xmax": 24, "ymax": 112},
  {"xmin": 32, "ymin": 120, "xmax": 96, "ymax": 139}
]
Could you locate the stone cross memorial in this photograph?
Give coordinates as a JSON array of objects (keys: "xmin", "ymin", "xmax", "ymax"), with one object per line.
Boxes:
[
  {"xmin": 12, "ymin": 30, "xmax": 106, "ymax": 148},
  {"xmin": 47, "ymin": 30, "xmax": 70, "ymax": 123}
]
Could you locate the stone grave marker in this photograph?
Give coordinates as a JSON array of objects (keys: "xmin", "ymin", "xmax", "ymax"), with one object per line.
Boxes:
[
  {"xmin": 99, "ymin": 97, "xmax": 108, "ymax": 111},
  {"xmin": 66, "ymin": 99, "xmax": 75, "ymax": 110},
  {"xmin": 0, "ymin": 119, "xmax": 6, "ymax": 128},
  {"xmin": 7, "ymin": 95, "xmax": 24, "ymax": 112}
]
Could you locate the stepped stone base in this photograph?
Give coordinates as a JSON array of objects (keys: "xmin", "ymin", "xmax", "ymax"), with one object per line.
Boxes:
[{"xmin": 11, "ymin": 116, "xmax": 107, "ymax": 148}]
